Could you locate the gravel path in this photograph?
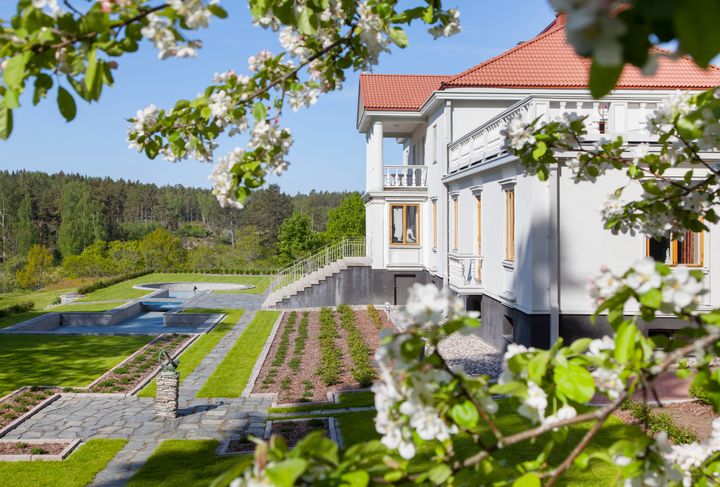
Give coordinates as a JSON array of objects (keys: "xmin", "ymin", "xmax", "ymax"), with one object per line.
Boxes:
[{"xmin": 438, "ymin": 332, "xmax": 503, "ymax": 378}]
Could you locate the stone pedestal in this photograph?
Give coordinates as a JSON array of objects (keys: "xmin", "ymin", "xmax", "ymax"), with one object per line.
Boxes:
[{"xmin": 155, "ymin": 370, "xmax": 179, "ymax": 418}]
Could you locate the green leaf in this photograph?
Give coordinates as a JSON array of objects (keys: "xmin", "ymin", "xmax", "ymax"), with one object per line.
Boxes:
[
  {"xmin": 554, "ymin": 363, "xmax": 595, "ymax": 403},
  {"xmin": 0, "ymin": 102, "xmax": 13, "ymax": 140},
  {"xmin": 33, "ymin": 73, "xmax": 53, "ymax": 106},
  {"xmin": 253, "ymin": 101, "xmax": 267, "ymax": 121},
  {"xmin": 527, "ymin": 353, "xmax": 548, "ymax": 383},
  {"xmin": 3, "ymin": 53, "xmax": 29, "ymax": 91},
  {"xmin": 589, "ymin": 61, "xmax": 623, "ymax": 98},
  {"xmin": 297, "ymin": 7, "xmax": 317, "ymax": 34},
  {"xmin": 450, "ymin": 400, "xmax": 479, "ymax": 429},
  {"xmin": 266, "ymin": 458, "xmax": 307, "ymax": 487},
  {"xmin": 341, "ymin": 470, "xmax": 369, "ymax": 487},
  {"xmin": 4, "ymin": 89, "xmax": 20, "ymax": 110},
  {"xmin": 85, "ymin": 50, "xmax": 103, "ymax": 100},
  {"xmin": 532, "ymin": 141, "xmax": 547, "ymax": 160},
  {"xmin": 428, "ymin": 464, "xmax": 452, "ymax": 485},
  {"xmin": 639, "ymin": 288, "xmax": 662, "ymax": 309},
  {"xmin": 57, "ymin": 86, "xmax": 77, "ymax": 122},
  {"xmin": 208, "ymin": 4, "xmax": 228, "ymax": 18},
  {"xmin": 388, "ymin": 28, "xmax": 409, "ymax": 48},
  {"xmin": 513, "ymin": 472, "xmax": 541, "ymax": 487},
  {"xmin": 614, "ymin": 321, "xmax": 637, "ymax": 364},
  {"xmin": 675, "ymin": 0, "xmax": 720, "ymax": 67}
]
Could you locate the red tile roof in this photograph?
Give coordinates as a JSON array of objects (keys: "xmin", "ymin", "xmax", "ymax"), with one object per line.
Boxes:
[
  {"xmin": 359, "ymin": 74, "xmax": 450, "ymax": 111},
  {"xmin": 359, "ymin": 16, "xmax": 720, "ymax": 112}
]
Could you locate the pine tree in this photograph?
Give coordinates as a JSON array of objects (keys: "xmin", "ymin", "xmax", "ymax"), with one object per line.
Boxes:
[
  {"xmin": 57, "ymin": 181, "xmax": 97, "ymax": 257},
  {"xmin": 15, "ymin": 193, "xmax": 37, "ymax": 254}
]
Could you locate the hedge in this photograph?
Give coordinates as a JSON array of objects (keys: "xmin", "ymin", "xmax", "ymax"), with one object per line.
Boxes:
[
  {"xmin": 77, "ymin": 271, "xmax": 152, "ymax": 295},
  {"xmin": 0, "ymin": 301, "xmax": 34, "ymax": 319}
]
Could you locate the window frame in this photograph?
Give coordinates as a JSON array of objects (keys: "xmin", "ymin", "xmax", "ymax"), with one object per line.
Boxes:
[
  {"xmin": 431, "ymin": 199, "xmax": 438, "ymax": 250},
  {"xmin": 505, "ymin": 189, "xmax": 515, "ymax": 261},
  {"xmin": 476, "ymin": 194, "xmax": 482, "ymax": 255},
  {"xmin": 451, "ymin": 195, "xmax": 459, "ymax": 252},
  {"xmin": 646, "ymin": 232, "xmax": 705, "ymax": 267},
  {"xmin": 389, "ymin": 204, "xmax": 421, "ymax": 246}
]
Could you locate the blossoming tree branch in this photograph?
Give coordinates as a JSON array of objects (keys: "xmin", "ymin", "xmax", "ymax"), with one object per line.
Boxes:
[{"xmin": 4, "ymin": 0, "xmax": 720, "ymax": 485}]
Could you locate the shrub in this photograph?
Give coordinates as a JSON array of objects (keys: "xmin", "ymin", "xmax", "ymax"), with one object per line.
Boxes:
[
  {"xmin": 318, "ymin": 308, "xmax": 342, "ymax": 385},
  {"xmin": 0, "ymin": 301, "xmax": 34, "ymax": 319},
  {"xmin": 620, "ymin": 400, "xmax": 697, "ymax": 444},
  {"xmin": 689, "ymin": 383, "xmax": 714, "ymax": 406},
  {"xmin": 271, "ymin": 312, "xmax": 297, "ymax": 367},
  {"xmin": 289, "ymin": 311, "xmax": 309, "ymax": 372},
  {"xmin": 337, "ymin": 305, "xmax": 376, "ymax": 387},
  {"xmin": 30, "ymin": 447, "xmax": 46, "ymax": 455},
  {"xmin": 77, "ymin": 270, "xmax": 151, "ymax": 295},
  {"xmin": 367, "ymin": 305, "xmax": 383, "ymax": 329}
]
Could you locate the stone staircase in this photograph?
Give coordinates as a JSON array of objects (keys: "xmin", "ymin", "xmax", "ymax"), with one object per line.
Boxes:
[{"xmin": 262, "ymin": 238, "xmax": 370, "ymax": 309}]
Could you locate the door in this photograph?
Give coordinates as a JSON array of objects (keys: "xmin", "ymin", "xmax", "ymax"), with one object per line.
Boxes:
[{"xmin": 394, "ymin": 275, "xmax": 416, "ymax": 305}]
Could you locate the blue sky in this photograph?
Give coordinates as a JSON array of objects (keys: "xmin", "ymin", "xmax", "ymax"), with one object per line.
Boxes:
[{"xmin": 0, "ymin": 1, "xmax": 556, "ymax": 194}]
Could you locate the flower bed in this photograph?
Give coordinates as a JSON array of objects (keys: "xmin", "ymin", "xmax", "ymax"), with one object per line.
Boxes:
[
  {"xmin": 252, "ymin": 307, "xmax": 391, "ymax": 403},
  {"xmin": 0, "ymin": 387, "xmax": 58, "ymax": 431},
  {"xmin": 271, "ymin": 419, "xmax": 330, "ymax": 447},
  {"xmin": 89, "ymin": 334, "xmax": 190, "ymax": 394},
  {"xmin": 0, "ymin": 441, "xmax": 67, "ymax": 456}
]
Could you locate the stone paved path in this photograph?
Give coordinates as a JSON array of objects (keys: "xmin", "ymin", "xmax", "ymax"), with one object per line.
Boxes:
[
  {"xmin": 183, "ymin": 291, "xmax": 265, "ymax": 311},
  {"xmin": 3, "ymin": 299, "xmax": 273, "ymax": 486},
  {"xmin": 179, "ymin": 310, "xmax": 257, "ymax": 402}
]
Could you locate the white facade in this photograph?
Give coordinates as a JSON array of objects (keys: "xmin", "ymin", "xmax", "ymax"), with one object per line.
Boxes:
[{"xmin": 358, "ymin": 88, "xmax": 719, "ymax": 345}]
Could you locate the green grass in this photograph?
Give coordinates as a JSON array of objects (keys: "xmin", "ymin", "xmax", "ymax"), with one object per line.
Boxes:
[
  {"xmin": 0, "ymin": 439, "xmax": 127, "ymax": 487},
  {"xmin": 0, "ymin": 287, "xmax": 77, "ymax": 310},
  {"xmin": 334, "ymin": 409, "xmax": 622, "ymax": 486},
  {"xmin": 197, "ymin": 310, "xmax": 280, "ymax": 398},
  {"xmin": 268, "ymin": 390, "xmax": 375, "ymax": 414},
  {"xmin": 78, "ymin": 273, "xmax": 272, "ymax": 301},
  {"xmin": 51, "ymin": 301, "xmax": 128, "ymax": 312},
  {"xmin": 0, "ymin": 310, "xmax": 48, "ymax": 329},
  {"xmin": 0, "ymin": 334, "xmax": 152, "ymax": 395},
  {"xmin": 127, "ymin": 440, "xmax": 250, "ymax": 487},
  {"xmin": 138, "ymin": 309, "xmax": 244, "ymax": 398}
]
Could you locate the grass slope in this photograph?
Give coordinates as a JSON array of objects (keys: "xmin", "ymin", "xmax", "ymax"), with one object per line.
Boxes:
[
  {"xmin": 51, "ymin": 301, "xmax": 128, "ymax": 312},
  {"xmin": 0, "ymin": 335, "xmax": 152, "ymax": 395},
  {"xmin": 0, "ymin": 439, "xmax": 127, "ymax": 487},
  {"xmin": 127, "ymin": 440, "xmax": 250, "ymax": 487},
  {"xmin": 78, "ymin": 273, "xmax": 273, "ymax": 302},
  {"xmin": 0, "ymin": 286, "xmax": 79, "ymax": 310},
  {"xmin": 197, "ymin": 310, "xmax": 280, "ymax": 398},
  {"xmin": 0, "ymin": 310, "xmax": 47, "ymax": 329},
  {"xmin": 138, "ymin": 309, "xmax": 244, "ymax": 398}
]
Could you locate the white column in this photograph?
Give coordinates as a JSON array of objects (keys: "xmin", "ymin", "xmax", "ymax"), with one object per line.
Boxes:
[{"xmin": 366, "ymin": 120, "xmax": 384, "ymax": 192}]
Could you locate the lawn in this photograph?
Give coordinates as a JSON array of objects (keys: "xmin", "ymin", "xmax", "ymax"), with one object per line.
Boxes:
[
  {"xmin": 138, "ymin": 309, "xmax": 244, "ymax": 398},
  {"xmin": 51, "ymin": 301, "xmax": 128, "ymax": 312},
  {"xmin": 0, "ymin": 334, "xmax": 152, "ymax": 395},
  {"xmin": 0, "ymin": 310, "xmax": 47, "ymax": 329},
  {"xmin": 197, "ymin": 310, "xmax": 280, "ymax": 398},
  {"xmin": 268, "ymin": 390, "xmax": 374, "ymax": 414},
  {"xmin": 127, "ymin": 440, "xmax": 250, "ymax": 487},
  {"xmin": 78, "ymin": 273, "xmax": 273, "ymax": 301},
  {"xmin": 0, "ymin": 439, "xmax": 127, "ymax": 487}
]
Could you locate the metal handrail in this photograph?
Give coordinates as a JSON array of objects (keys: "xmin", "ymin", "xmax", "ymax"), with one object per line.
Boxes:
[{"xmin": 270, "ymin": 237, "xmax": 369, "ymax": 293}]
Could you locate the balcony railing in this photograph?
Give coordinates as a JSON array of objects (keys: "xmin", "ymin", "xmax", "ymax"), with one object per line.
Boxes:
[
  {"xmin": 448, "ymin": 254, "xmax": 483, "ymax": 291},
  {"xmin": 448, "ymin": 96, "xmax": 662, "ymax": 174},
  {"xmin": 384, "ymin": 165, "xmax": 427, "ymax": 189}
]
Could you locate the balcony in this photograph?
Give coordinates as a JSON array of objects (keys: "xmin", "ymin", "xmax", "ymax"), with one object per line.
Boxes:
[
  {"xmin": 384, "ymin": 165, "xmax": 427, "ymax": 189},
  {"xmin": 448, "ymin": 254, "xmax": 483, "ymax": 293},
  {"xmin": 448, "ymin": 96, "xmax": 661, "ymax": 174}
]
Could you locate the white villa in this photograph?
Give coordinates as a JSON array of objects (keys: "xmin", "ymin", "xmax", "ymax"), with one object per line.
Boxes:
[{"xmin": 355, "ymin": 15, "xmax": 720, "ymax": 349}]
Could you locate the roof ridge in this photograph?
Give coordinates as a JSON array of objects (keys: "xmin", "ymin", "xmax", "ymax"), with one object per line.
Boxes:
[
  {"xmin": 360, "ymin": 73, "xmax": 451, "ymax": 78},
  {"xmin": 441, "ymin": 17, "xmax": 565, "ymax": 88}
]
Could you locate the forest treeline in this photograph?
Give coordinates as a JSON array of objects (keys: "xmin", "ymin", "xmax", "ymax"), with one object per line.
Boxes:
[{"xmin": 0, "ymin": 170, "xmax": 365, "ymax": 291}]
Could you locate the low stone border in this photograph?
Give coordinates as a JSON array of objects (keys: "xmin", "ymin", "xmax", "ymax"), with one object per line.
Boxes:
[
  {"xmin": 0, "ymin": 438, "xmax": 81, "ymax": 461},
  {"xmin": 262, "ymin": 417, "xmax": 342, "ymax": 448},
  {"xmin": 0, "ymin": 391, "xmax": 61, "ymax": 438},
  {"xmin": 126, "ymin": 333, "xmax": 200, "ymax": 396},
  {"xmin": 242, "ymin": 311, "xmax": 285, "ymax": 398},
  {"xmin": 85, "ymin": 334, "xmax": 168, "ymax": 390}
]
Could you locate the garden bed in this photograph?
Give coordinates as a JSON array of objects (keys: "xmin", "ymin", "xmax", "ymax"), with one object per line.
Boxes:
[
  {"xmin": 271, "ymin": 418, "xmax": 330, "ymax": 447},
  {"xmin": 614, "ymin": 399, "xmax": 718, "ymax": 442},
  {"xmin": 0, "ymin": 438, "xmax": 81, "ymax": 461},
  {"xmin": 0, "ymin": 387, "xmax": 59, "ymax": 432},
  {"xmin": 252, "ymin": 306, "xmax": 391, "ymax": 403},
  {"xmin": 88, "ymin": 334, "xmax": 191, "ymax": 394}
]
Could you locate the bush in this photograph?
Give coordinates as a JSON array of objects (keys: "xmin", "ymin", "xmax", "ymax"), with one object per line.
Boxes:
[
  {"xmin": 689, "ymin": 383, "xmax": 714, "ymax": 405},
  {"xmin": 367, "ymin": 305, "xmax": 383, "ymax": 329},
  {"xmin": 0, "ymin": 301, "xmax": 34, "ymax": 319},
  {"xmin": 77, "ymin": 270, "xmax": 151, "ymax": 295},
  {"xmin": 337, "ymin": 305, "xmax": 376, "ymax": 386},
  {"xmin": 318, "ymin": 308, "xmax": 342, "ymax": 385},
  {"xmin": 271, "ymin": 312, "xmax": 297, "ymax": 367}
]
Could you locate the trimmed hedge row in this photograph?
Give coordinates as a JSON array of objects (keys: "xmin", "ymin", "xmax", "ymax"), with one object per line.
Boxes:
[
  {"xmin": 272, "ymin": 312, "xmax": 297, "ymax": 368},
  {"xmin": 77, "ymin": 271, "xmax": 152, "ymax": 295},
  {"xmin": 170, "ymin": 268, "xmax": 275, "ymax": 275},
  {"xmin": 337, "ymin": 305, "xmax": 376, "ymax": 387},
  {"xmin": 0, "ymin": 301, "xmax": 34, "ymax": 318},
  {"xmin": 367, "ymin": 304, "xmax": 383, "ymax": 329},
  {"xmin": 318, "ymin": 307, "xmax": 342, "ymax": 386},
  {"xmin": 619, "ymin": 400, "xmax": 697, "ymax": 444},
  {"xmin": 289, "ymin": 311, "xmax": 309, "ymax": 372}
]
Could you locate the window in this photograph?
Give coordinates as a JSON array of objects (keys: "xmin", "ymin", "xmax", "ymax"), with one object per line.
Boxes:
[
  {"xmin": 647, "ymin": 231, "xmax": 704, "ymax": 266},
  {"xmin": 432, "ymin": 200, "xmax": 438, "ymax": 249},
  {"xmin": 451, "ymin": 195, "xmax": 459, "ymax": 251},
  {"xmin": 476, "ymin": 194, "xmax": 482, "ymax": 255},
  {"xmin": 390, "ymin": 204, "xmax": 420, "ymax": 245},
  {"xmin": 505, "ymin": 189, "xmax": 515, "ymax": 261}
]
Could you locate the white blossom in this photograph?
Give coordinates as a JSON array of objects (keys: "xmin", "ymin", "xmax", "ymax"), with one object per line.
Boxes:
[
  {"xmin": 624, "ymin": 258, "xmax": 662, "ymax": 295},
  {"xmin": 592, "ymin": 367, "xmax": 624, "ymax": 400},
  {"xmin": 588, "ymin": 335, "xmax": 615, "ymax": 358},
  {"xmin": 517, "ymin": 381, "xmax": 547, "ymax": 424},
  {"xmin": 543, "ymin": 405, "xmax": 577, "ymax": 429},
  {"xmin": 32, "ymin": 0, "xmax": 63, "ymax": 16},
  {"xmin": 661, "ymin": 267, "xmax": 705, "ymax": 313},
  {"xmin": 502, "ymin": 118, "xmax": 535, "ymax": 151},
  {"xmin": 428, "ymin": 9, "xmax": 461, "ymax": 38},
  {"xmin": 209, "ymin": 148, "xmax": 245, "ymax": 209}
]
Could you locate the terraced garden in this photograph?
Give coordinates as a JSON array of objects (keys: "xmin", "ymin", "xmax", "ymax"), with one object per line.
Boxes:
[{"xmin": 252, "ymin": 305, "xmax": 392, "ymax": 403}]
